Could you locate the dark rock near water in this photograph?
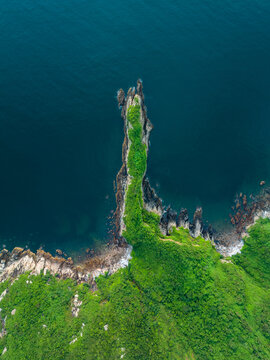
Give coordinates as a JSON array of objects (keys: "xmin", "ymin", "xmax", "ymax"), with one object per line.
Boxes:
[
  {"xmin": 117, "ymin": 89, "xmax": 125, "ymax": 107},
  {"xmin": 142, "ymin": 177, "xmax": 163, "ymax": 215},
  {"xmin": 160, "ymin": 206, "xmax": 178, "ymax": 235},
  {"xmin": 177, "ymin": 208, "xmax": 189, "ymax": 228},
  {"xmin": 203, "ymin": 224, "xmax": 215, "ymax": 241},
  {"xmin": 189, "ymin": 208, "xmax": 203, "ymax": 238},
  {"xmin": 56, "ymin": 249, "xmax": 63, "ymax": 256}
]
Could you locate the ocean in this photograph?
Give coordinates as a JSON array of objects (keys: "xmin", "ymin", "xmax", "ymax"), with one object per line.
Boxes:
[{"xmin": 1, "ymin": 0, "xmax": 270, "ymax": 255}]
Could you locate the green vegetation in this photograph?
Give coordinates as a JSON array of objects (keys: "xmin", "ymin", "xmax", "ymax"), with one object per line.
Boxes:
[
  {"xmin": 234, "ymin": 218, "xmax": 270, "ymax": 288},
  {"xmin": 123, "ymin": 98, "xmax": 155, "ymax": 245},
  {"xmin": 0, "ymin": 99, "xmax": 269, "ymax": 359}
]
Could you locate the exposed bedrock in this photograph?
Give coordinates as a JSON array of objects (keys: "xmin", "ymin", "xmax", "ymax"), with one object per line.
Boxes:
[
  {"xmin": 0, "ymin": 245, "xmax": 132, "ymax": 286},
  {"xmin": 189, "ymin": 207, "xmax": 204, "ymax": 238},
  {"xmin": 160, "ymin": 206, "xmax": 178, "ymax": 235},
  {"xmin": 142, "ymin": 177, "xmax": 163, "ymax": 215},
  {"xmin": 177, "ymin": 208, "xmax": 189, "ymax": 229},
  {"xmin": 158, "ymin": 203, "xmax": 215, "ymax": 241}
]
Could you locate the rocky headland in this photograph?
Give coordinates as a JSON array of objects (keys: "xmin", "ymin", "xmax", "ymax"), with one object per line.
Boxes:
[
  {"xmin": 0, "ymin": 79, "xmax": 269, "ymax": 284},
  {"xmin": 114, "ymin": 80, "xmax": 270, "ymax": 257}
]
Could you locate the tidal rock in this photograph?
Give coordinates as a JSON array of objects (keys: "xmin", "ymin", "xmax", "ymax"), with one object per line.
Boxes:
[
  {"xmin": 202, "ymin": 224, "xmax": 215, "ymax": 242},
  {"xmin": 236, "ymin": 201, "xmax": 241, "ymax": 210},
  {"xmin": 56, "ymin": 249, "xmax": 63, "ymax": 256},
  {"xmin": 242, "ymin": 194, "xmax": 247, "ymax": 208},
  {"xmin": 177, "ymin": 208, "xmax": 189, "ymax": 229},
  {"xmin": 0, "ymin": 245, "xmax": 133, "ymax": 286},
  {"xmin": 117, "ymin": 89, "xmax": 125, "ymax": 107},
  {"xmin": 142, "ymin": 177, "xmax": 163, "ymax": 215},
  {"xmin": 160, "ymin": 206, "xmax": 178, "ymax": 235},
  {"xmin": 190, "ymin": 208, "xmax": 203, "ymax": 238}
]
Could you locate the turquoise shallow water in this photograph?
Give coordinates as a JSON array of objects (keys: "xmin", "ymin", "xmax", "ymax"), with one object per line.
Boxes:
[{"xmin": 1, "ymin": 0, "xmax": 270, "ymax": 253}]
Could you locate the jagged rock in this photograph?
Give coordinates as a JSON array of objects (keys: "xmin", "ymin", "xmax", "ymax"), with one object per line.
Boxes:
[
  {"xmin": 11, "ymin": 247, "xmax": 24, "ymax": 261},
  {"xmin": 260, "ymin": 180, "xmax": 266, "ymax": 186},
  {"xmin": 190, "ymin": 208, "xmax": 203, "ymax": 238},
  {"xmin": 67, "ymin": 257, "xmax": 73, "ymax": 265},
  {"xmin": 202, "ymin": 224, "xmax": 215, "ymax": 242},
  {"xmin": 56, "ymin": 249, "xmax": 63, "ymax": 256},
  {"xmin": 117, "ymin": 89, "xmax": 125, "ymax": 107},
  {"xmin": 160, "ymin": 206, "xmax": 178, "ymax": 235},
  {"xmin": 0, "ymin": 245, "xmax": 133, "ymax": 286},
  {"xmin": 177, "ymin": 209, "xmax": 189, "ymax": 229},
  {"xmin": 142, "ymin": 177, "xmax": 163, "ymax": 215}
]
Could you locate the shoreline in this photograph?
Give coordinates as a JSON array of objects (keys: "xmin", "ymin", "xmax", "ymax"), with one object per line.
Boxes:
[{"xmin": 0, "ymin": 79, "xmax": 269, "ymax": 283}]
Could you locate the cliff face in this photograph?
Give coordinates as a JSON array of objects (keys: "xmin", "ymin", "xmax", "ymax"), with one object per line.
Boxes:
[{"xmin": 0, "ymin": 245, "xmax": 132, "ymax": 286}]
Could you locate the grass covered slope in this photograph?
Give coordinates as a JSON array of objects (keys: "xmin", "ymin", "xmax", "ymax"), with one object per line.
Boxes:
[
  {"xmin": 0, "ymin": 99, "xmax": 269, "ymax": 359},
  {"xmin": 234, "ymin": 218, "xmax": 270, "ymax": 288}
]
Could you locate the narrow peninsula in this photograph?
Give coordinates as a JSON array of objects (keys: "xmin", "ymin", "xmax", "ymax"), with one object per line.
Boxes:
[{"xmin": 0, "ymin": 81, "xmax": 269, "ymax": 359}]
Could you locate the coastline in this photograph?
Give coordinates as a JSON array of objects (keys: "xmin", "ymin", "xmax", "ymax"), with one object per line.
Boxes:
[{"xmin": 0, "ymin": 79, "xmax": 270, "ymax": 284}]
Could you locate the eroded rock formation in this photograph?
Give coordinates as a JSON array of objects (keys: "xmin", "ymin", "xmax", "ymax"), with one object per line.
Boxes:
[
  {"xmin": 142, "ymin": 177, "xmax": 163, "ymax": 215},
  {"xmin": 0, "ymin": 245, "xmax": 132, "ymax": 286}
]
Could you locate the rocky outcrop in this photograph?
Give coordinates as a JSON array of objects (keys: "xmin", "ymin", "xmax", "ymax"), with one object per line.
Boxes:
[
  {"xmin": 177, "ymin": 209, "xmax": 189, "ymax": 229},
  {"xmin": 0, "ymin": 245, "xmax": 132, "ymax": 286},
  {"xmin": 160, "ymin": 206, "xmax": 178, "ymax": 235},
  {"xmin": 214, "ymin": 186, "xmax": 270, "ymax": 256},
  {"xmin": 189, "ymin": 208, "xmax": 203, "ymax": 238},
  {"xmin": 114, "ymin": 80, "xmax": 216, "ymax": 245},
  {"xmin": 159, "ymin": 205, "xmax": 215, "ymax": 242},
  {"xmin": 228, "ymin": 190, "xmax": 270, "ymax": 235},
  {"xmin": 4, "ymin": 79, "xmax": 269, "ymax": 286},
  {"xmin": 142, "ymin": 177, "xmax": 163, "ymax": 215}
]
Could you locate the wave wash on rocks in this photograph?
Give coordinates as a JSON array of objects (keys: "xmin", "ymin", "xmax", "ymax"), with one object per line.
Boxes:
[{"xmin": 1, "ymin": 79, "xmax": 270, "ymax": 285}]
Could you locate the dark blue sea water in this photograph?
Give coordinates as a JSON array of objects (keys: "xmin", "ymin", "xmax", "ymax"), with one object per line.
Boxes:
[{"xmin": 1, "ymin": 0, "xmax": 270, "ymax": 255}]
